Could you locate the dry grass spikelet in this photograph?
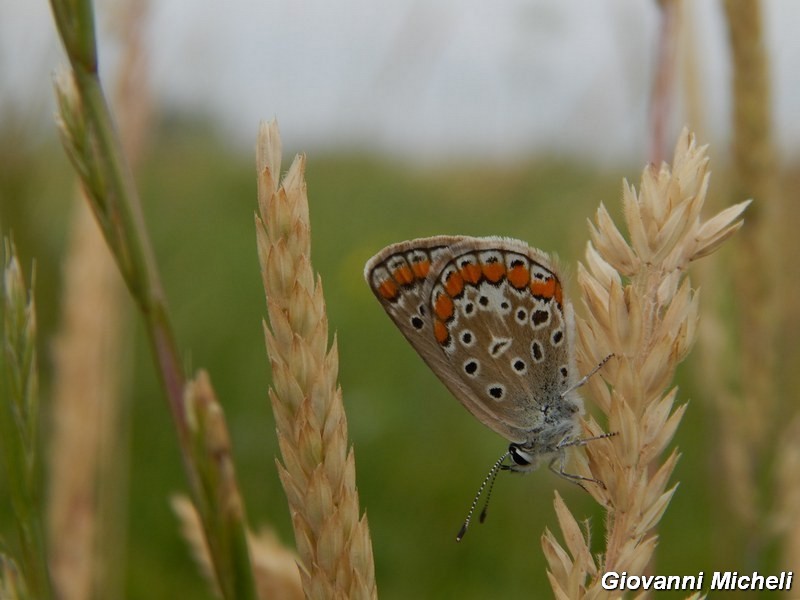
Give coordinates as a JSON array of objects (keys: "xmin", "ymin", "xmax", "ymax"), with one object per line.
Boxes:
[
  {"xmin": 173, "ymin": 496, "xmax": 303, "ymax": 600},
  {"xmin": 542, "ymin": 129, "xmax": 749, "ymax": 596},
  {"xmin": 1, "ymin": 241, "xmax": 50, "ymax": 598},
  {"xmin": 247, "ymin": 528, "xmax": 305, "ymax": 600},
  {"xmin": 255, "ymin": 120, "xmax": 377, "ymax": 599},
  {"xmin": 180, "ymin": 370, "xmax": 261, "ymax": 598}
]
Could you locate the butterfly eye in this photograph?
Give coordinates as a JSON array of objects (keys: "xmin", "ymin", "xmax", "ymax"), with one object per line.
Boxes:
[{"xmin": 509, "ymin": 445, "xmax": 531, "ymax": 466}]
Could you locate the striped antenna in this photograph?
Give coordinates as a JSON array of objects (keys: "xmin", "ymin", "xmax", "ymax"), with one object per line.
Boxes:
[{"xmin": 456, "ymin": 451, "xmax": 509, "ymax": 542}]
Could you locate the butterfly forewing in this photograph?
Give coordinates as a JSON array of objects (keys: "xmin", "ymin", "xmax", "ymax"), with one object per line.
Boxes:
[
  {"xmin": 364, "ymin": 236, "xmax": 477, "ymax": 397},
  {"xmin": 365, "ymin": 236, "xmax": 581, "ymax": 445}
]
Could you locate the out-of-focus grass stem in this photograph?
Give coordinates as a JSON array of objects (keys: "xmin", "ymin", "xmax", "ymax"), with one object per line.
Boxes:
[
  {"xmin": 47, "ymin": 1, "xmax": 259, "ymax": 597},
  {"xmin": 49, "ymin": 0, "xmax": 187, "ymax": 456}
]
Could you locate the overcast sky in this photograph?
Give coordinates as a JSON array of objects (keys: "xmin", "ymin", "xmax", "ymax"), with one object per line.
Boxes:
[{"xmin": 3, "ymin": 1, "xmax": 799, "ymax": 164}]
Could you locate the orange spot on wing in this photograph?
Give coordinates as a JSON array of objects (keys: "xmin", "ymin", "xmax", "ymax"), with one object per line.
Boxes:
[
  {"xmin": 377, "ymin": 279, "xmax": 400, "ymax": 301},
  {"xmin": 392, "ymin": 264, "xmax": 414, "ymax": 285},
  {"xmin": 531, "ymin": 277, "xmax": 556, "ymax": 299},
  {"xmin": 507, "ymin": 264, "xmax": 530, "ymax": 289},
  {"xmin": 459, "ymin": 263, "xmax": 482, "ymax": 284},
  {"xmin": 434, "ymin": 293, "xmax": 455, "ymax": 321},
  {"xmin": 434, "ymin": 320, "xmax": 450, "ymax": 345},
  {"xmin": 411, "ymin": 259, "xmax": 430, "ymax": 280},
  {"xmin": 444, "ymin": 271, "xmax": 465, "ymax": 297},
  {"xmin": 482, "ymin": 261, "xmax": 505, "ymax": 283}
]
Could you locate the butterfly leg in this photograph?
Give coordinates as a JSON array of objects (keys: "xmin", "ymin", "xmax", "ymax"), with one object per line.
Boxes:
[
  {"xmin": 559, "ymin": 431, "xmax": 619, "ymax": 449},
  {"xmin": 547, "ymin": 454, "xmax": 606, "ymax": 491},
  {"xmin": 549, "ymin": 433, "xmax": 614, "ymax": 491},
  {"xmin": 560, "ymin": 353, "xmax": 614, "ymax": 397}
]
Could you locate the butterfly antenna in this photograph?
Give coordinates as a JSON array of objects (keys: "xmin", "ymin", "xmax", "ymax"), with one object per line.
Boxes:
[
  {"xmin": 561, "ymin": 353, "xmax": 614, "ymax": 397},
  {"xmin": 456, "ymin": 451, "xmax": 509, "ymax": 542},
  {"xmin": 478, "ymin": 456, "xmax": 503, "ymax": 524}
]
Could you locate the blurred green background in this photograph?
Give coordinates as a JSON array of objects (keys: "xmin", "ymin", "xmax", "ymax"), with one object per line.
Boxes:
[{"xmin": 0, "ymin": 119, "xmax": 745, "ymax": 598}]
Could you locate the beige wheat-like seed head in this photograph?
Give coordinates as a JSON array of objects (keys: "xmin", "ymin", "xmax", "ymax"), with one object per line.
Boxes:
[
  {"xmin": 542, "ymin": 130, "xmax": 749, "ymax": 597},
  {"xmin": 255, "ymin": 120, "xmax": 377, "ymax": 599}
]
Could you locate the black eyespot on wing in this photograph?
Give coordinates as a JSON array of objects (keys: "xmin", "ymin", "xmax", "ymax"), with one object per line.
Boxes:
[
  {"xmin": 488, "ymin": 385, "xmax": 504, "ymax": 399},
  {"xmin": 512, "ymin": 359, "xmax": 526, "ymax": 372},
  {"xmin": 464, "ymin": 360, "xmax": 479, "ymax": 376},
  {"xmin": 531, "ymin": 341, "xmax": 543, "ymax": 362},
  {"xmin": 411, "ymin": 316, "xmax": 424, "ymax": 330},
  {"xmin": 531, "ymin": 310, "xmax": 549, "ymax": 326},
  {"xmin": 478, "ymin": 296, "xmax": 489, "ymax": 307},
  {"xmin": 552, "ymin": 330, "xmax": 564, "ymax": 345}
]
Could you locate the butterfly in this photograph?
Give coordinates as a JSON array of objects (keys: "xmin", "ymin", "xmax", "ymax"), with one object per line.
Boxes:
[{"xmin": 364, "ymin": 236, "xmax": 612, "ymax": 539}]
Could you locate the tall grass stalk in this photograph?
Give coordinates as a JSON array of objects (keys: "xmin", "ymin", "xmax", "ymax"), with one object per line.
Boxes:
[
  {"xmin": 699, "ymin": 1, "xmax": 786, "ymax": 565},
  {"xmin": 49, "ymin": 0, "xmax": 186, "ymax": 447},
  {"xmin": 541, "ymin": 130, "xmax": 749, "ymax": 597},
  {"xmin": 712, "ymin": 0, "xmax": 800, "ymax": 579},
  {"xmin": 649, "ymin": 0, "xmax": 680, "ymax": 164},
  {"xmin": 689, "ymin": 0, "xmax": 796, "ymax": 572},
  {"xmin": 48, "ymin": 0, "xmax": 259, "ymax": 596},
  {"xmin": 47, "ymin": 2, "xmax": 149, "ymax": 595},
  {"xmin": 256, "ymin": 120, "xmax": 377, "ymax": 599}
]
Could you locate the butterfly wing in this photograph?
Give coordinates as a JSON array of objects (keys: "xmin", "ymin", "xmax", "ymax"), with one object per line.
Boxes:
[
  {"xmin": 365, "ymin": 236, "xmax": 580, "ymax": 445},
  {"xmin": 364, "ymin": 236, "xmax": 503, "ymax": 429}
]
